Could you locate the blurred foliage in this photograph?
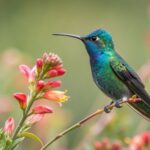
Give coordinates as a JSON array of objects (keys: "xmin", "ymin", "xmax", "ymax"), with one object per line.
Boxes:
[{"xmin": 0, "ymin": 0, "xmax": 150, "ymax": 149}]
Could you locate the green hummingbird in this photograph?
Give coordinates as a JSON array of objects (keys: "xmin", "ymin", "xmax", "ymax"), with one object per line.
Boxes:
[{"xmin": 53, "ymin": 29, "xmax": 150, "ymax": 120}]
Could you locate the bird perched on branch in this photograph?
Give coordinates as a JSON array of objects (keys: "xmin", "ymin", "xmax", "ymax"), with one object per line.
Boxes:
[{"xmin": 53, "ymin": 29, "xmax": 150, "ymax": 121}]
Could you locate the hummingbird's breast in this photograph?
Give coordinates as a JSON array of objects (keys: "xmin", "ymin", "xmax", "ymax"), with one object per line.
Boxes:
[{"xmin": 90, "ymin": 54, "xmax": 132, "ymax": 100}]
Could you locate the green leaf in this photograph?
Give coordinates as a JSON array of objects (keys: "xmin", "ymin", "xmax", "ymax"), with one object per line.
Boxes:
[
  {"xmin": 11, "ymin": 137, "xmax": 25, "ymax": 149},
  {"xmin": 19, "ymin": 132, "xmax": 44, "ymax": 146}
]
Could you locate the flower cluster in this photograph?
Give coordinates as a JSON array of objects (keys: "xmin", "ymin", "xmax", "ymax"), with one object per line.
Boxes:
[
  {"xmin": 129, "ymin": 131, "xmax": 150, "ymax": 150},
  {"xmin": 94, "ymin": 131, "xmax": 150, "ymax": 150},
  {"xmin": 14, "ymin": 52, "xmax": 68, "ymax": 113},
  {"xmin": 94, "ymin": 138, "xmax": 121, "ymax": 150},
  {"xmin": 0, "ymin": 52, "xmax": 69, "ymax": 150}
]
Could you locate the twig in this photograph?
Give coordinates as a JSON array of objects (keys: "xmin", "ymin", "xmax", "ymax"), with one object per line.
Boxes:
[{"xmin": 41, "ymin": 98, "xmax": 130, "ymax": 150}]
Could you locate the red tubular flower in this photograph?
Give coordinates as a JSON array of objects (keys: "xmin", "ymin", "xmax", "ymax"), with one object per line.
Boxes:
[
  {"xmin": 13, "ymin": 93, "xmax": 27, "ymax": 109},
  {"xmin": 36, "ymin": 80, "xmax": 45, "ymax": 90},
  {"xmin": 3, "ymin": 117, "xmax": 15, "ymax": 135},
  {"xmin": 32, "ymin": 105, "xmax": 53, "ymax": 114},
  {"xmin": 26, "ymin": 114, "xmax": 44, "ymax": 125},
  {"xmin": 57, "ymin": 68, "xmax": 66, "ymax": 76},
  {"xmin": 47, "ymin": 69, "xmax": 58, "ymax": 77},
  {"xmin": 36, "ymin": 58, "xmax": 43, "ymax": 70},
  {"xmin": 44, "ymin": 90, "xmax": 69, "ymax": 103},
  {"xmin": 46, "ymin": 80, "xmax": 62, "ymax": 88}
]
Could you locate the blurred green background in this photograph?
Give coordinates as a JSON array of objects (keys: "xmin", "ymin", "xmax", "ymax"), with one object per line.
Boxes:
[{"xmin": 0, "ymin": 0, "xmax": 150, "ymax": 149}]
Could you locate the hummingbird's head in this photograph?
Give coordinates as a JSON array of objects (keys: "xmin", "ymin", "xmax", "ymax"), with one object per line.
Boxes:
[{"xmin": 53, "ymin": 29, "xmax": 114, "ymax": 56}]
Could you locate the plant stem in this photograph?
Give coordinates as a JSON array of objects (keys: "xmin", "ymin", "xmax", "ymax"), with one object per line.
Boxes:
[
  {"xmin": 12, "ymin": 91, "xmax": 37, "ymax": 142},
  {"xmin": 41, "ymin": 98, "xmax": 130, "ymax": 150}
]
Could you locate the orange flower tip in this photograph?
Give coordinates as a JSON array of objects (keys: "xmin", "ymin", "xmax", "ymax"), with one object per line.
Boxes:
[
  {"xmin": 44, "ymin": 90, "xmax": 69, "ymax": 103},
  {"xmin": 36, "ymin": 58, "xmax": 43, "ymax": 70},
  {"xmin": 46, "ymin": 80, "xmax": 62, "ymax": 88},
  {"xmin": 13, "ymin": 93, "xmax": 27, "ymax": 109},
  {"xmin": 3, "ymin": 117, "xmax": 15, "ymax": 135},
  {"xmin": 32, "ymin": 105, "xmax": 53, "ymax": 114},
  {"xmin": 36, "ymin": 80, "xmax": 45, "ymax": 90}
]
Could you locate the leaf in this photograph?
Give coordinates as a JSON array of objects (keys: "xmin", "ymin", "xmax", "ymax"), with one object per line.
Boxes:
[
  {"xmin": 11, "ymin": 137, "xmax": 25, "ymax": 149},
  {"xmin": 19, "ymin": 132, "xmax": 44, "ymax": 146}
]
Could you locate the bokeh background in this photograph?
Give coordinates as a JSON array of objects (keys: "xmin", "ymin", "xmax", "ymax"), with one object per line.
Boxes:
[{"xmin": 0, "ymin": 0, "xmax": 150, "ymax": 149}]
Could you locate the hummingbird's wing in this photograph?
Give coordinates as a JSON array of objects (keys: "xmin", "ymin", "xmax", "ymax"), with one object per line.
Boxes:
[{"xmin": 110, "ymin": 58, "xmax": 150, "ymax": 107}]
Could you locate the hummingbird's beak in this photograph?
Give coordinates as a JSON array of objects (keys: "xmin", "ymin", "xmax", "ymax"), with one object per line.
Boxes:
[{"xmin": 52, "ymin": 33, "xmax": 83, "ymax": 41}]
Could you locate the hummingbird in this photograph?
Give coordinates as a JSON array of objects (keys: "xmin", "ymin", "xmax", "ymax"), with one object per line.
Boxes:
[{"xmin": 53, "ymin": 29, "xmax": 150, "ymax": 120}]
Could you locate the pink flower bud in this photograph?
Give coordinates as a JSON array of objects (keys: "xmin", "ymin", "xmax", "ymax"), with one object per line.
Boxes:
[
  {"xmin": 13, "ymin": 93, "xmax": 27, "ymax": 109},
  {"xmin": 3, "ymin": 117, "xmax": 15, "ymax": 135},
  {"xmin": 112, "ymin": 141, "xmax": 122, "ymax": 150},
  {"xmin": 36, "ymin": 80, "xmax": 45, "ymax": 90},
  {"xmin": 47, "ymin": 69, "xmax": 58, "ymax": 77},
  {"xmin": 36, "ymin": 58, "xmax": 43, "ymax": 70},
  {"xmin": 32, "ymin": 105, "xmax": 53, "ymax": 114},
  {"xmin": 26, "ymin": 114, "xmax": 44, "ymax": 125},
  {"xmin": 57, "ymin": 68, "xmax": 66, "ymax": 76},
  {"xmin": 46, "ymin": 80, "xmax": 62, "ymax": 88}
]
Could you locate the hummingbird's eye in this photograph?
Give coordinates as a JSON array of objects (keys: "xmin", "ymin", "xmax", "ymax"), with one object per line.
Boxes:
[{"xmin": 91, "ymin": 36, "xmax": 99, "ymax": 41}]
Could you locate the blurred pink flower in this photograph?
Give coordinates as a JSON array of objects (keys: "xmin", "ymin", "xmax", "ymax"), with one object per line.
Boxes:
[
  {"xmin": 26, "ymin": 114, "xmax": 44, "ymax": 125},
  {"xmin": 3, "ymin": 117, "xmax": 15, "ymax": 135},
  {"xmin": 13, "ymin": 93, "xmax": 27, "ymax": 109},
  {"xmin": 129, "ymin": 135, "xmax": 144, "ymax": 150},
  {"xmin": 32, "ymin": 105, "xmax": 53, "ymax": 114},
  {"xmin": 19, "ymin": 64, "xmax": 36, "ymax": 82}
]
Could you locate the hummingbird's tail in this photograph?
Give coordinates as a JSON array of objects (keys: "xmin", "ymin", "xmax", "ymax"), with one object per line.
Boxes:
[{"xmin": 128, "ymin": 100, "xmax": 150, "ymax": 121}]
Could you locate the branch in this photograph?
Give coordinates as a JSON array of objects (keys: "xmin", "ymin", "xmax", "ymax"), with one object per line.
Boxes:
[{"xmin": 41, "ymin": 98, "xmax": 134, "ymax": 150}]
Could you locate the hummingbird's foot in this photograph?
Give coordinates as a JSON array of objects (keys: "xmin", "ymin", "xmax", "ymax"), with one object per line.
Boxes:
[
  {"xmin": 104, "ymin": 101, "xmax": 114, "ymax": 113},
  {"xmin": 114, "ymin": 99, "xmax": 123, "ymax": 108},
  {"xmin": 104, "ymin": 106, "xmax": 111, "ymax": 113},
  {"xmin": 129, "ymin": 95, "xmax": 142, "ymax": 103}
]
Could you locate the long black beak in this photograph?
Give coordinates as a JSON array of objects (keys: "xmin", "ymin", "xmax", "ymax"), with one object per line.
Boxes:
[{"xmin": 52, "ymin": 33, "xmax": 83, "ymax": 40}]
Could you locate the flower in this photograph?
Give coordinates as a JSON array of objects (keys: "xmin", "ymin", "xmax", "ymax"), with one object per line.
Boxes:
[
  {"xmin": 32, "ymin": 105, "xmax": 53, "ymax": 114},
  {"xmin": 26, "ymin": 114, "xmax": 44, "ymax": 125},
  {"xmin": 36, "ymin": 80, "xmax": 45, "ymax": 90},
  {"xmin": 47, "ymin": 68, "xmax": 66, "ymax": 78},
  {"xmin": 36, "ymin": 58, "xmax": 43, "ymax": 71},
  {"xmin": 44, "ymin": 90, "xmax": 69, "ymax": 103},
  {"xmin": 3, "ymin": 117, "xmax": 15, "ymax": 135},
  {"xmin": 43, "ymin": 52, "xmax": 62, "ymax": 67},
  {"xmin": 129, "ymin": 135, "xmax": 144, "ymax": 150},
  {"xmin": 141, "ymin": 132, "xmax": 150, "ymax": 145},
  {"xmin": 19, "ymin": 64, "xmax": 36, "ymax": 82},
  {"xmin": 46, "ymin": 80, "xmax": 62, "ymax": 88},
  {"xmin": 13, "ymin": 93, "xmax": 27, "ymax": 109}
]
